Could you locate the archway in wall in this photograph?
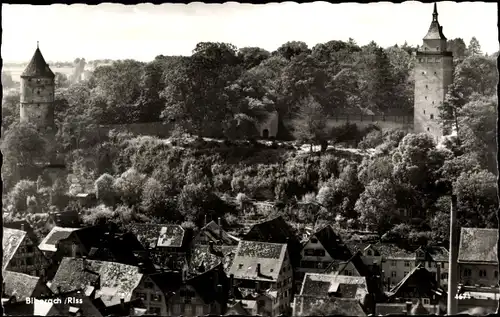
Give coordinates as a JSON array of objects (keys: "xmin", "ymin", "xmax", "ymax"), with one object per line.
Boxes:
[{"xmin": 262, "ymin": 129, "xmax": 269, "ymax": 139}]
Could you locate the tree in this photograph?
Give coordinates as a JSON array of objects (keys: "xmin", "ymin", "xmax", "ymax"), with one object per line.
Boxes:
[
  {"xmin": 95, "ymin": 173, "xmax": 116, "ymax": 205},
  {"xmin": 275, "ymin": 41, "xmax": 311, "ymax": 60},
  {"xmin": 141, "ymin": 177, "xmax": 176, "ymax": 219},
  {"xmin": 291, "ymin": 96, "xmax": 329, "ymax": 152},
  {"xmin": 54, "ymin": 72, "xmax": 69, "ymax": 89},
  {"xmin": 2, "ymin": 71, "xmax": 15, "ymax": 89},
  {"xmin": 1, "ymin": 122, "xmax": 48, "ymax": 190},
  {"xmin": 2, "ymin": 91, "xmax": 20, "ymax": 131},
  {"xmin": 447, "ymin": 38, "xmax": 467, "ymax": 60},
  {"xmin": 7, "ymin": 180, "xmax": 37, "ymax": 214},
  {"xmin": 161, "ymin": 42, "xmax": 242, "ymax": 136},
  {"xmin": 113, "ymin": 168, "xmax": 146, "ymax": 206},
  {"xmin": 355, "ymin": 179, "xmax": 399, "ymax": 233},
  {"xmin": 238, "ymin": 47, "xmax": 271, "ymax": 69},
  {"xmin": 467, "ymin": 36, "xmax": 482, "ymax": 56}
]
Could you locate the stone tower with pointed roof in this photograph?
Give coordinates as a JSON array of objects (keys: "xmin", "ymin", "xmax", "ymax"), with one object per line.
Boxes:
[
  {"xmin": 414, "ymin": 3, "xmax": 454, "ymax": 142},
  {"xmin": 20, "ymin": 43, "xmax": 56, "ymax": 130}
]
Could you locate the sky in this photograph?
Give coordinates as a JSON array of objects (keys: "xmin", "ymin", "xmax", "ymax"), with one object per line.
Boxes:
[{"xmin": 2, "ymin": 2, "xmax": 498, "ymax": 63}]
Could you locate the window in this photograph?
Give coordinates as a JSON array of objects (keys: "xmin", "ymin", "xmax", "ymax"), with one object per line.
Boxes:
[
  {"xmin": 463, "ymin": 268, "xmax": 472, "ymax": 277},
  {"xmin": 135, "ymin": 292, "xmax": 147, "ymax": 300},
  {"xmin": 151, "ymin": 294, "xmax": 162, "ymax": 302},
  {"xmin": 144, "ymin": 281, "xmax": 154, "ymax": 289},
  {"xmin": 441, "ymin": 262, "xmax": 445, "ymax": 269},
  {"xmin": 423, "ymin": 110, "xmax": 426, "ymax": 114},
  {"xmin": 311, "ymin": 238, "xmax": 318, "ymax": 244},
  {"xmin": 425, "ymin": 85, "xmax": 428, "ymax": 88},
  {"xmin": 345, "ymin": 270, "xmax": 353, "ymax": 276},
  {"xmin": 366, "ymin": 250, "xmax": 372, "ymax": 256},
  {"xmin": 423, "ymin": 298, "xmax": 430, "ymax": 305},
  {"xmin": 432, "ymin": 101, "xmax": 435, "ymax": 104},
  {"xmin": 404, "ymin": 261, "xmax": 410, "ymax": 267},
  {"xmin": 391, "ymin": 261, "xmax": 397, "ymax": 267},
  {"xmin": 441, "ymin": 273, "xmax": 448, "ymax": 280},
  {"xmin": 425, "ymin": 96, "xmax": 428, "ymax": 100},
  {"xmin": 238, "ymin": 264, "xmax": 243, "ymax": 269},
  {"xmin": 479, "ymin": 270, "xmax": 487, "ymax": 278},
  {"xmin": 391, "ymin": 271, "xmax": 397, "ymax": 278},
  {"xmin": 26, "ymin": 257, "xmax": 33, "ymax": 265},
  {"xmin": 277, "ymin": 281, "xmax": 281, "ymax": 288},
  {"xmin": 427, "ymin": 127, "xmax": 430, "ymax": 131},
  {"xmin": 430, "ymin": 114, "xmax": 434, "ymax": 120},
  {"xmin": 195, "ymin": 305, "xmax": 205, "ymax": 316},
  {"xmin": 495, "ymin": 271, "xmax": 499, "ymax": 278},
  {"xmin": 434, "ymin": 71, "xmax": 437, "ymax": 75},
  {"xmin": 26, "ymin": 246, "xmax": 34, "ymax": 253},
  {"xmin": 404, "ymin": 271, "xmax": 409, "ymax": 276}
]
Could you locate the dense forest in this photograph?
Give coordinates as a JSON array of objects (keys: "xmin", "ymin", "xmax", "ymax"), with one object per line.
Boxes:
[{"xmin": 2, "ymin": 37, "xmax": 498, "ymax": 247}]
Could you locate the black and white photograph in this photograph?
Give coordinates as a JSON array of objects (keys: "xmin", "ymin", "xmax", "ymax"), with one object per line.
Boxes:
[{"xmin": 1, "ymin": 1, "xmax": 498, "ymax": 316}]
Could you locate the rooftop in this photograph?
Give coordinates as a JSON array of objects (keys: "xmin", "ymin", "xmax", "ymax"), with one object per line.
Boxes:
[
  {"xmin": 190, "ymin": 244, "xmax": 237, "ymax": 274},
  {"xmin": 2, "ymin": 227, "xmax": 27, "ymax": 271},
  {"xmin": 300, "ymin": 297, "xmax": 367, "ymax": 317},
  {"xmin": 458, "ymin": 228, "xmax": 498, "ymax": 264},
  {"xmin": 126, "ymin": 223, "xmax": 186, "ymax": 249},
  {"xmin": 2, "ymin": 271, "xmax": 46, "ymax": 302},
  {"xmin": 229, "ymin": 240, "xmax": 288, "ymax": 281},
  {"xmin": 38, "ymin": 226, "xmax": 79, "ymax": 252},
  {"xmin": 50, "ymin": 257, "xmax": 143, "ymax": 307},
  {"xmin": 21, "ymin": 47, "xmax": 55, "ymax": 78},
  {"xmin": 300, "ymin": 273, "xmax": 369, "ymax": 302},
  {"xmin": 307, "ymin": 225, "xmax": 352, "ymax": 261}
]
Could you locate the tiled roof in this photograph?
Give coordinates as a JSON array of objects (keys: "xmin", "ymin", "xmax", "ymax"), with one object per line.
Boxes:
[
  {"xmin": 458, "ymin": 228, "xmax": 498, "ymax": 264},
  {"xmin": 189, "ymin": 244, "xmax": 237, "ymax": 274},
  {"xmin": 126, "ymin": 223, "xmax": 186, "ymax": 249},
  {"xmin": 21, "ymin": 48, "xmax": 55, "ymax": 78},
  {"xmin": 388, "ymin": 265, "xmax": 445, "ymax": 299},
  {"xmin": 302, "ymin": 297, "xmax": 367, "ymax": 316},
  {"xmin": 300, "ymin": 273, "xmax": 369, "ymax": 302},
  {"xmin": 226, "ymin": 300, "xmax": 252, "ymax": 315},
  {"xmin": 50, "ymin": 258, "xmax": 143, "ymax": 306},
  {"xmin": 370, "ymin": 242, "xmax": 416, "ymax": 260},
  {"xmin": 148, "ymin": 271, "xmax": 183, "ymax": 294},
  {"xmin": 423, "ymin": 21, "xmax": 446, "ymax": 41},
  {"xmin": 425, "ymin": 246, "xmax": 449, "ymax": 262},
  {"xmin": 229, "ymin": 240, "xmax": 287, "ymax": 281},
  {"xmin": 195, "ymin": 220, "xmax": 240, "ymax": 245},
  {"xmin": 309, "ymin": 225, "xmax": 353, "ymax": 261},
  {"xmin": 187, "ymin": 263, "xmax": 230, "ymax": 304},
  {"xmin": 38, "ymin": 226, "xmax": 78, "ymax": 252},
  {"xmin": 2, "ymin": 227, "xmax": 27, "ymax": 271},
  {"xmin": 2, "ymin": 271, "xmax": 45, "ymax": 302},
  {"xmin": 244, "ymin": 215, "xmax": 297, "ymax": 244}
]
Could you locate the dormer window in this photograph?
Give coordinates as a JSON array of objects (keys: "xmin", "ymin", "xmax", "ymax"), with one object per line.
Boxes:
[
  {"xmin": 366, "ymin": 250, "xmax": 372, "ymax": 256},
  {"xmin": 311, "ymin": 238, "xmax": 318, "ymax": 244}
]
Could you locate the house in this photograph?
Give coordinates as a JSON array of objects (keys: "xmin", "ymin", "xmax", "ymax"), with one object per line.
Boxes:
[
  {"xmin": 100, "ymin": 298, "xmax": 147, "ymax": 316},
  {"xmin": 458, "ymin": 228, "xmax": 498, "ymax": 287},
  {"xmin": 161, "ymin": 264, "xmax": 231, "ymax": 316},
  {"xmin": 456, "ymin": 285, "xmax": 499, "ymax": 314},
  {"xmin": 292, "ymin": 273, "xmax": 370, "ymax": 316},
  {"xmin": 227, "ymin": 290, "xmax": 275, "ymax": 316},
  {"xmin": 49, "ymin": 257, "xmax": 143, "ymax": 307},
  {"xmin": 297, "ymin": 225, "xmax": 353, "ymax": 291},
  {"xmin": 243, "ymin": 215, "xmax": 302, "ymax": 269},
  {"xmin": 127, "ymin": 223, "xmax": 192, "ymax": 270},
  {"xmin": 375, "ymin": 300, "xmax": 440, "ymax": 316},
  {"xmin": 50, "ymin": 225, "xmax": 148, "ymax": 271},
  {"xmin": 2, "ymin": 271, "xmax": 53, "ymax": 302},
  {"xmin": 418, "ymin": 246, "xmax": 449, "ymax": 288},
  {"xmin": 189, "ymin": 242, "xmax": 237, "ymax": 275},
  {"xmin": 191, "ymin": 219, "xmax": 240, "ymax": 246},
  {"xmin": 46, "ymin": 209, "xmax": 82, "ymax": 229},
  {"xmin": 38, "ymin": 226, "xmax": 79, "ymax": 257},
  {"xmin": 2, "ymin": 227, "xmax": 50, "ymax": 276},
  {"xmin": 3, "ymin": 221, "xmax": 39, "ymax": 241},
  {"xmin": 384, "ymin": 264, "xmax": 447, "ymax": 313},
  {"xmin": 229, "ymin": 240, "xmax": 294, "ymax": 316}
]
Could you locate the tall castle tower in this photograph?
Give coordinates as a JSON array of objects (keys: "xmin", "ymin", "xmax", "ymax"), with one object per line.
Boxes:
[
  {"xmin": 414, "ymin": 3, "xmax": 454, "ymax": 142},
  {"xmin": 20, "ymin": 42, "xmax": 56, "ymax": 131}
]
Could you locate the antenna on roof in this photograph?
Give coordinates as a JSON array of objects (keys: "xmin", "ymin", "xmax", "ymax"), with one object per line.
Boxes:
[{"xmin": 37, "ymin": 41, "xmax": 39, "ymax": 49}]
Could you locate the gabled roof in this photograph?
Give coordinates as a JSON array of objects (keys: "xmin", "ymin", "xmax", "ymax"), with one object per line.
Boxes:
[
  {"xmin": 126, "ymin": 223, "xmax": 188, "ymax": 249},
  {"xmin": 229, "ymin": 240, "xmax": 288, "ymax": 282},
  {"xmin": 2, "ymin": 228, "xmax": 27, "ymax": 271},
  {"xmin": 305, "ymin": 297, "xmax": 367, "ymax": 317},
  {"xmin": 21, "ymin": 47, "xmax": 55, "ymax": 78},
  {"xmin": 2, "ymin": 271, "xmax": 48, "ymax": 302},
  {"xmin": 38, "ymin": 226, "xmax": 79, "ymax": 252},
  {"xmin": 388, "ymin": 265, "xmax": 446, "ymax": 299},
  {"xmin": 300, "ymin": 273, "xmax": 369, "ymax": 302},
  {"xmin": 187, "ymin": 263, "xmax": 230, "ymax": 304},
  {"xmin": 369, "ymin": 242, "xmax": 417, "ymax": 260},
  {"xmin": 307, "ymin": 225, "xmax": 353, "ymax": 261},
  {"xmin": 226, "ymin": 300, "xmax": 252, "ymax": 315},
  {"xmin": 458, "ymin": 228, "xmax": 498, "ymax": 264},
  {"xmin": 244, "ymin": 215, "xmax": 297, "ymax": 244},
  {"xmin": 50, "ymin": 258, "xmax": 143, "ymax": 307},
  {"xmin": 189, "ymin": 244, "xmax": 237, "ymax": 274},
  {"xmin": 195, "ymin": 220, "xmax": 240, "ymax": 245},
  {"xmin": 3, "ymin": 221, "xmax": 39, "ymax": 242}
]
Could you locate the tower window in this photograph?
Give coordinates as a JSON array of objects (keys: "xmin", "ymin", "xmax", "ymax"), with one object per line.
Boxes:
[
  {"xmin": 434, "ymin": 72, "xmax": 437, "ymax": 75},
  {"xmin": 425, "ymin": 96, "xmax": 427, "ymax": 100},
  {"xmin": 432, "ymin": 101, "xmax": 435, "ymax": 104},
  {"xmin": 430, "ymin": 114, "xmax": 434, "ymax": 120},
  {"xmin": 422, "ymin": 71, "xmax": 426, "ymax": 75},
  {"xmin": 427, "ymin": 127, "xmax": 430, "ymax": 131},
  {"xmin": 423, "ymin": 110, "xmax": 426, "ymax": 114},
  {"xmin": 425, "ymin": 85, "xmax": 428, "ymax": 88}
]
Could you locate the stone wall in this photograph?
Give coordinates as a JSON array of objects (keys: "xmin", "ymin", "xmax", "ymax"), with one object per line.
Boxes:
[
  {"xmin": 20, "ymin": 77, "xmax": 55, "ymax": 128},
  {"xmin": 97, "ymin": 121, "xmax": 173, "ymax": 139}
]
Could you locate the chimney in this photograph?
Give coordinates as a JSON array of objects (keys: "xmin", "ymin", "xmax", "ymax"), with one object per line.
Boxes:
[
  {"xmin": 405, "ymin": 301, "xmax": 412, "ymax": 315},
  {"xmin": 436, "ymin": 260, "xmax": 441, "ymax": 288},
  {"xmin": 256, "ymin": 298, "xmax": 263, "ymax": 315},
  {"xmin": 447, "ymin": 195, "xmax": 458, "ymax": 315},
  {"xmin": 120, "ymin": 296, "xmax": 125, "ymax": 308},
  {"xmin": 255, "ymin": 280, "xmax": 260, "ymax": 293},
  {"xmin": 218, "ymin": 217, "xmax": 222, "ymax": 243},
  {"xmin": 204, "ymin": 214, "xmax": 207, "ymax": 227},
  {"xmin": 20, "ymin": 223, "xmax": 25, "ymax": 231},
  {"xmin": 256, "ymin": 263, "xmax": 261, "ymax": 276}
]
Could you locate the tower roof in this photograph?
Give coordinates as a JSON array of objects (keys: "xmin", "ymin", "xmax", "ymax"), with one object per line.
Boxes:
[
  {"xmin": 21, "ymin": 45, "xmax": 55, "ymax": 78},
  {"xmin": 423, "ymin": 3, "xmax": 447, "ymax": 41}
]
